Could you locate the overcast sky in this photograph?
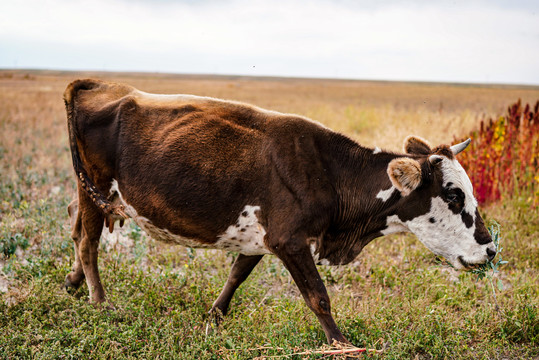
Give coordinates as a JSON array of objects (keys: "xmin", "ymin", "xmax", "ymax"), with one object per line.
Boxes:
[{"xmin": 1, "ymin": 0, "xmax": 538, "ymax": 85}]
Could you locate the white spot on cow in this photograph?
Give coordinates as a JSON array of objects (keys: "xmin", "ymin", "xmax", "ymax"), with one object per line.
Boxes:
[
  {"xmin": 373, "ymin": 146, "xmax": 381, "ymax": 154},
  {"xmin": 376, "ymin": 185, "xmax": 396, "ymax": 202},
  {"xmin": 217, "ymin": 206, "xmax": 271, "ymax": 255},
  {"xmin": 310, "ymin": 243, "xmax": 319, "ymax": 263},
  {"xmin": 381, "ymin": 215, "xmax": 408, "ymax": 235},
  {"xmin": 308, "ymin": 236, "xmax": 335, "ymax": 265},
  {"xmin": 110, "ymin": 179, "xmax": 119, "ymax": 196}
]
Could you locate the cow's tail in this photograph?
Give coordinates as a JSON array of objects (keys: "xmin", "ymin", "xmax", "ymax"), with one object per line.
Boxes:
[{"xmin": 64, "ymin": 79, "xmax": 127, "ymax": 220}]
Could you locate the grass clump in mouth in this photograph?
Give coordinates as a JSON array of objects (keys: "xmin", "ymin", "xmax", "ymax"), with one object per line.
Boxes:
[
  {"xmin": 469, "ymin": 221, "xmax": 508, "ymax": 312},
  {"xmin": 469, "ymin": 221, "xmax": 508, "ymax": 285}
]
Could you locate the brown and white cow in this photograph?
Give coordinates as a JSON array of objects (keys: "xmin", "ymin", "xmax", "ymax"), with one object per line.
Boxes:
[{"xmin": 63, "ymin": 79, "xmax": 495, "ymax": 344}]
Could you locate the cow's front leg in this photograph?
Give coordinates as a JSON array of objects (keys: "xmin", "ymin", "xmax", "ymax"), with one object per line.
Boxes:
[
  {"xmin": 210, "ymin": 254, "xmax": 264, "ymax": 321},
  {"xmin": 273, "ymin": 240, "xmax": 348, "ymax": 344}
]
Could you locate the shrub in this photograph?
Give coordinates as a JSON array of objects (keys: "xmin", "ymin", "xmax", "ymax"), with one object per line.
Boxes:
[
  {"xmin": 0, "ymin": 233, "xmax": 29, "ymax": 258},
  {"xmin": 457, "ymin": 100, "xmax": 539, "ymax": 208}
]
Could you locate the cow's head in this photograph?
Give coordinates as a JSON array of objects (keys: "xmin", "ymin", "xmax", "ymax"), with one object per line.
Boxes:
[{"xmin": 386, "ymin": 136, "xmax": 495, "ymax": 270}]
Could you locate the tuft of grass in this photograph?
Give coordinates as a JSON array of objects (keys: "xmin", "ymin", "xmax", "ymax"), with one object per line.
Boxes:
[
  {"xmin": 469, "ymin": 222, "xmax": 508, "ymax": 314},
  {"xmin": 470, "ymin": 222, "xmax": 508, "ymax": 284},
  {"xmin": 1, "ymin": 233, "xmax": 29, "ymax": 258}
]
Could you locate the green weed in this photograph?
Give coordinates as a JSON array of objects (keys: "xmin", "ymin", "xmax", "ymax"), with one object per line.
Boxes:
[
  {"xmin": 470, "ymin": 222, "xmax": 508, "ymax": 286},
  {"xmin": 1, "ymin": 233, "xmax": 29, "ymax": 258}
]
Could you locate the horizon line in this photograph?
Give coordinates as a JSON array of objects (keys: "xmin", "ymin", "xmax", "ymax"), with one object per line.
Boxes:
[{"xmin": 2, "ymin": 68, "xmax": 539, "ymax": 90}]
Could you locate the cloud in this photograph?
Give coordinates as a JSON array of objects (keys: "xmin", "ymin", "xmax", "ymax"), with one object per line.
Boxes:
[{"xmin": 1, "ymin": 0, "xmax": 538, "ymax": 84}]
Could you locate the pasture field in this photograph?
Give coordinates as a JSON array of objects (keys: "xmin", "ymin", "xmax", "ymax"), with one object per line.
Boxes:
[{"xmin": 0, "ymin": 70, "xmax": 538, "ymax": 359}]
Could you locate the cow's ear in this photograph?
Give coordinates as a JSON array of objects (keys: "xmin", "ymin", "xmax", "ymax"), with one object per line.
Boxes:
[
  {"xmin": 404, "ymin": 136, "xmax": 431, "ymax": 155},
  {"xmin": 387, "ymin": 157, "xmax": 422, "ymax": 196}
]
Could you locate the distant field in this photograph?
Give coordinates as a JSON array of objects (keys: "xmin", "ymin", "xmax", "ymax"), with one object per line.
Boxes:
[{"xmin": 0, "ymin": 70, "xmax": 537, "ymax": 359}]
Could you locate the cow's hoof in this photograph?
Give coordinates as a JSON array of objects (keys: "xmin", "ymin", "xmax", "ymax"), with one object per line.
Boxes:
[
  {"xmin": 64, "ymin": 281, "xmax": 78, "ymax": 294},
  {"xmin": 208, "ymin": 306, "xmax": 225, "ymax": 327},
  {"xmin": 64, "ymin": 275, "xmax": 84, "ymax": 295}
]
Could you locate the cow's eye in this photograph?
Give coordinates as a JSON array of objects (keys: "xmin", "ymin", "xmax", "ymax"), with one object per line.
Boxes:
[
  {"xmin": 447, "ymin": 193, "xmax": 459, "ymax": 203},
  {"xmin": 442, "ymin": 187, "xmax": 466, "ymax": 213}
]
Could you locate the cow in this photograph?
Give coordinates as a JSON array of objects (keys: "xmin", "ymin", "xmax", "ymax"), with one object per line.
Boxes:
[{"xmin": 63, "ymin": 79, "xmax": 495, "ymax": 344}]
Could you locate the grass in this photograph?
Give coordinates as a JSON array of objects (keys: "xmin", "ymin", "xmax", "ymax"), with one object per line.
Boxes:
[
  {"xmin": 470, "ymin": 223, "xmax": 507, "ymax": 285},
  {"xmin": 0, "ymin": 70, "xmax": 538, "ymax": 359}
]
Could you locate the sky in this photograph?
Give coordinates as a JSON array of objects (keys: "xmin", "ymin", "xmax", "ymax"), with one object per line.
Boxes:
[{"xmin": 1, "ymin": 0, "xmax": 538, "ymax": 85}]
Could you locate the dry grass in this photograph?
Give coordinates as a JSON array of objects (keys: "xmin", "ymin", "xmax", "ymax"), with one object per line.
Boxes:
[{"xmin": 3, "ymin": 69, "xmax": 539, "ymax": 150}]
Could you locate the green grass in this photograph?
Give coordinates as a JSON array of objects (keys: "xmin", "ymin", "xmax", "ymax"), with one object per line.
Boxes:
[{"xmin": 1, "ymin": 72, "xmax": 538, "ymax": 359}]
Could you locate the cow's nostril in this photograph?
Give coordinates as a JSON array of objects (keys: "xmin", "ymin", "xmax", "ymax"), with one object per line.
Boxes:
[{"xmin": 486, "ymin": 247, "xmax": 496, "ymax": 261}]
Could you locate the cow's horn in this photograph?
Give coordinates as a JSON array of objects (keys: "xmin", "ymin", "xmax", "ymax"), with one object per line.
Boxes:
[{"xmin": 450, "ymin": 138, "xmax": 471, "ymax": 155}]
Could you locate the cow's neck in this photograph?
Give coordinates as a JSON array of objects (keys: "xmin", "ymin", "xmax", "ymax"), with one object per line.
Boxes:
[{"xmin": 321, "ymin": 134, "xmax": 410, "ymax": 264}]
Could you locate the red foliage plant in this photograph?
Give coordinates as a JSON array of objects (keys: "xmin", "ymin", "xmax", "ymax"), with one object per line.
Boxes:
[{"xmin": 456, "ymin": 100, "xmax": 539, "ymax": 208}]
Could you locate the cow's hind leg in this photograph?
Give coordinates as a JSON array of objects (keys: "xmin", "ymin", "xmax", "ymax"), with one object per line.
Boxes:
[
  {"xmin": 72, "ymin": 189, "xmax": 107, "ymax": 303},
  {"xmin": 65, "ymin": 199, "xmax": 85, "ymax": 291},
  {"xmin": 210, "ymin": 254, "xmax": 264, "ymax": 321}
]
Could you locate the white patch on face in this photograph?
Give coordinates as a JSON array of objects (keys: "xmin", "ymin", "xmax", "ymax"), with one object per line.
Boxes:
[
  {"xmin": 407, "ymin": 197, "xmax": 490, "ymax": 269},
  {"xmin": 380, "ymin": 157, "xmax": 494, "ymax": 269},
  {"xmin": 376, "ymin": 185, "xmax": 396, "ymax": 202},
  {"xmin": 383, "ymin": 197, "xmax": 491, "ymax": 270},
  {"xmin": 373, "ymin": 146, "xmax": 381, "ymax": 154},
  {"xmin": 217, "ymin": 205, "xmax": 270, "ymax": 255},
  {"xmin": 422, "ymin": 157, "xmax": 489, "ymax": 268}
]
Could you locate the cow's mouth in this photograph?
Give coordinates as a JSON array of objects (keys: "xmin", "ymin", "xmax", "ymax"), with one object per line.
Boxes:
[{"xmin": 457, "ymin": 256, "xmax": 482, "ymax": 269}]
